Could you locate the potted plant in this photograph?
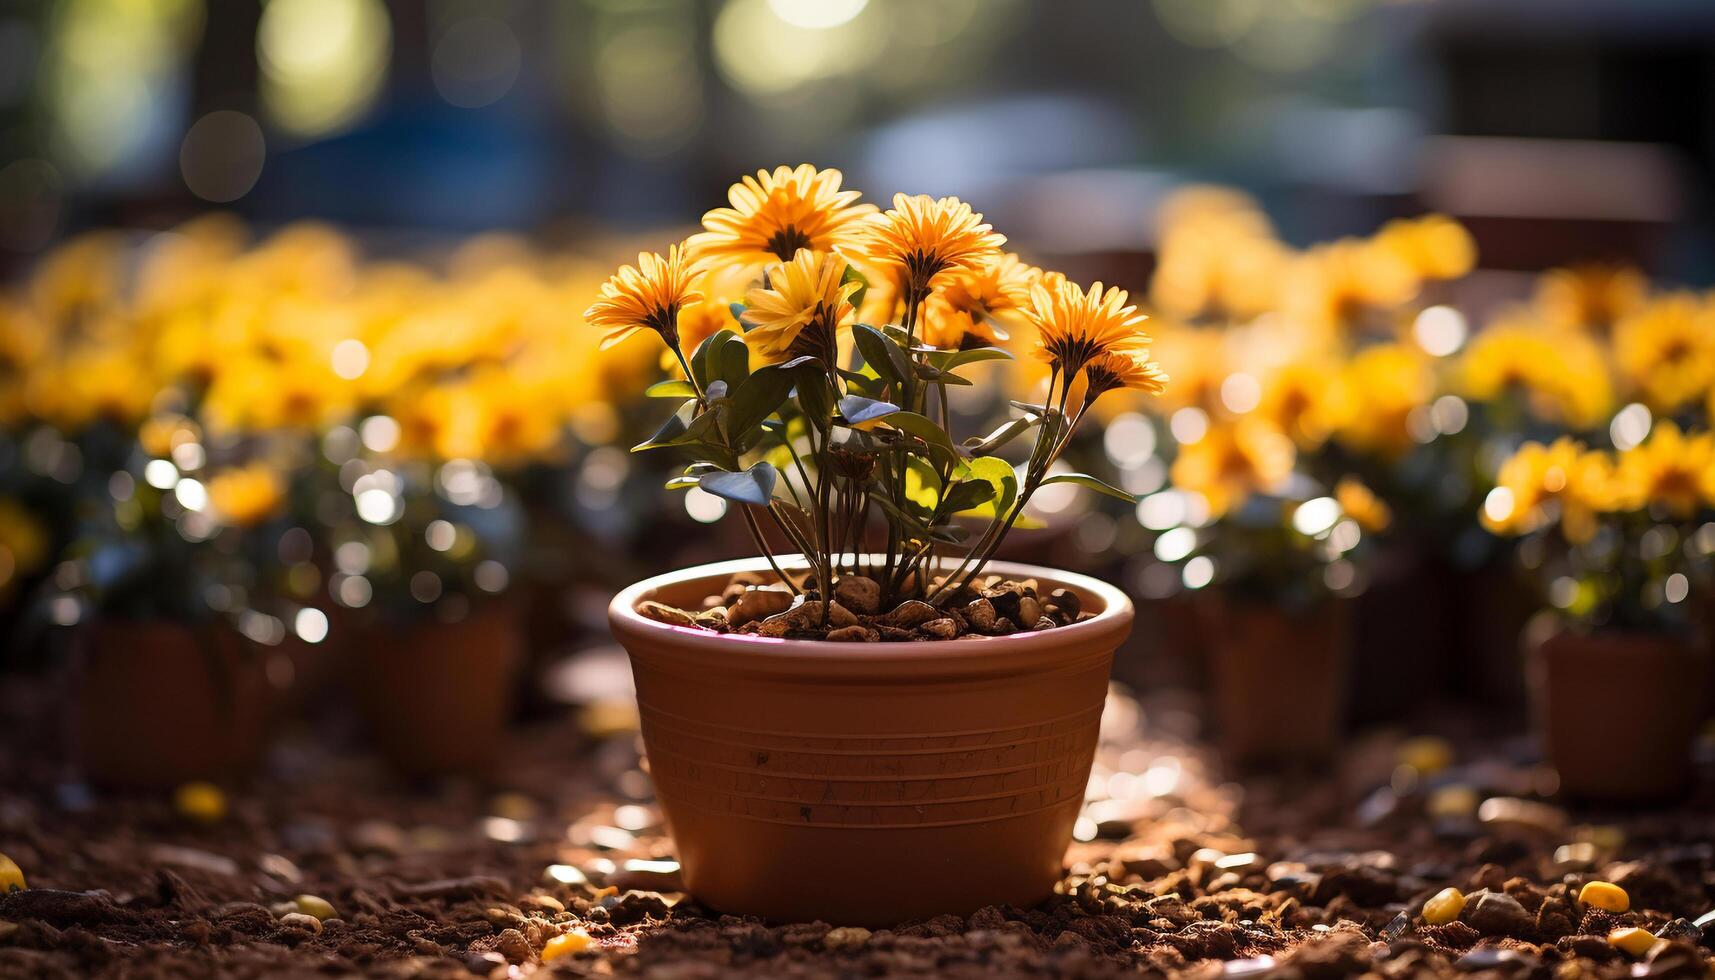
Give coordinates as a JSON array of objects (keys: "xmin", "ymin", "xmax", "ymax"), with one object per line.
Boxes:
[
  {"xmin": 1145, "ymin": 410, "xmax": 1385, "ymax": 767},
  {"xmin": 598, "ymin": 165, "xmax": 1158, "ymax": 924},
  {"xmin": 55, "ymin": 434, "xmax": 302, "ymax": 789},
  {"xmin": 1482, "ymin": 426, "xmax": 1712, "ymax": 803}
]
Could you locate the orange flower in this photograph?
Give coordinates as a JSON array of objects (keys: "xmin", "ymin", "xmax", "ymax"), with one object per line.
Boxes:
[
  {"xmin": 207, "ymin": 463, "xmax": 287, "ymax": 528},
  {"xmin": 741, "ymin": 249, "xmax": 859, "ymax": 365},
  {"xmin": 583, "ymin": 245, "xmax": 703, "ymax": 351},
  {"xmin": 1025, "ymin": 275, "xmax": 1151, "ymax": 376},
  {"xmin": 853, "ymin": 193, "xmax": 1004, "ymax": 298},
  {"xmin": 1170, "ymin": 418, "xmax": 1295, "ymax": 518},
  {"xmin": 686, "ymin": 164, "xmax": 877, "ymax": 269},
  {"xmin": 1082, "ymin": 350, "xmax": 1168, "ymax": 401},
  {"xmin": 917, "ymin": 252, "xmax": 1040, "ymax": 350},
  {"xmin": 1335, "ymin": 477, "xmax": 1391, "ymax": 533}
]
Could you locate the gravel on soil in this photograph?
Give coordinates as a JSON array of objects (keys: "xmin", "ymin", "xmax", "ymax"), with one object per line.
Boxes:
[{"xmin": 1, "ymin": 670, "xmax": 1711, "ymax": 979}]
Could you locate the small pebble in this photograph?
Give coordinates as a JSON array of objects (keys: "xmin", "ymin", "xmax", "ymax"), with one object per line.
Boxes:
[
  {"xmin": 1423, "ymin": 887, "xmax": 1465, "ymax": 925},
  {"xmin": 0, "ymin": 853, "xmax": 24, "ymax": 893},
  {"xmin": 1609, "ymin": 926, "xmax": 1658, "ymax": 957},
  {"xmin": 637, "ymin": 600, "xmax": 697, "ymax": 627},
  {"xmin": 1578, "ymin": 880, "xmax": 1629, "ymax": 913},
  {"xmin": 727, "ymin": 588, "xmax": 793, "ymax": 627},
  {"xmin": 833, "ymin": 576, "xmax": 881, "ymax": 614},
  {"xmin": 826, "ymin": 625, "xmax": 875, "ymax": 642},
  {"xmin": 824, "ymin": 926, "xmax": 871, "ymax": 951},
  {"xmin": 294, "ymin": 894, "xmax": 337, "ymax": 921},
  {"xmin": 278, "ymin": 912, "xmax": 323, "ymax": 935},
  {"xmin": 1465, "ymin": 889, "xmax": 1529, "ymax": 936},
  {"xmin": 541, "ymin": 929, "xmax": 593, "ymax": 961},
  {"xmin": 173, "ymin": 782, "xmax": 228, "ymax": 823}
]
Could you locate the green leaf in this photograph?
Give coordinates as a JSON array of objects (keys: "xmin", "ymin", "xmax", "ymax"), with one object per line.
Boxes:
[
  {"xmin": 698, "ymin": 463, "xmax": 778, "ymax": 506},
  {"xmin": 929, "ymin": 347, "xmax": 1013, "ymax": 372},
  {"xmin": 915, "ymin": 362, "xmax": 974, "ymax": 386},
  {"xmin": 836, "ymin": 395, "xmax": 900, "ymax": 426},
  {"xmin": 941, "ymin": 479, "xmax": 996, "ymax": 513},
  {"xmin": 632, "ymin": 403, "xmax": 696, "ymax": 452},
  {"xmin": 853, "ymin": 324, "xmax": 911, "ymax": 386},
  {"xmin": 729, "ymin": 302, "xmax": 748, "ymax": 325},
  {"xmin": 646, "ymin": 379, "xmax": 698, "ymax": 399},
  {"xmin": 689, "ymin": 330, "xmax": 734, "ymax": 391},
  {"xmin": 881, "ymin": 411, "xmax": 963, "ymax": 465},
  {"xmin": 959, "ymin": 456, "xmax": 1019, "ymax": 517},
  {"xmin": 663, "ymin": 475, "xmax": 700, "ymax": 491},
  {"xmin": 1040, "ymin": 472, "xmax": 1137, "ymax": 502},
  {"xmin": 904, "ymin": 456, "xmax": 942, "ymax": 510},
  {"xmin": 963, "ymin": 416, "xmax": 1038, "ymax": 456},
  {"xmin": 728, "ymin": 362, "xmax": 800, "ymax": 437},
  {"xmin": 796, "ymin": 372, "xmax": 835, "ymax": 425},
  {"xmin": 714, "ymin": 333, "xmax": 751, "ymax": 388},
  {"xmin": 840, "ymin": 263, "xmax": 870, "ymax": 316},
  {"xmin": 872, "ymin": 494, "xmax": 930, "ymax": 536},
  {"xmin": 930, "ymin": 523, "xmax": 971, "ymax": 544}
]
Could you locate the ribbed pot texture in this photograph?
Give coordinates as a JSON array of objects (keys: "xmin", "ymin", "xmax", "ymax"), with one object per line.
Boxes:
[
  {"xmin": 1529, "ymin": 625, "xmax": 1706, "ymax": 804},
  {"xmin": 608, "ymin": 558, "xmax": 1133, "ymax": 926}
]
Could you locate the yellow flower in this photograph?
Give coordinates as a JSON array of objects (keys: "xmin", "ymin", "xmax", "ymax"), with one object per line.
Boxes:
[
  {"xmin": 1482, "ymin": 438, "xmax": 1614, "ymax": 543},
  {"xmin": 0, "ymin": 498, "xmax": 48, "ymax": 596},
  {"xmin": 1459, "ymin": 316, "xmax": 1613, "ymax": 428},
  {"xmin": 1145, "ymin": 323, "xmax": 1226, "ymax": 415},
  {"xmin": 201, "ymin": 353, "xmax": 352, "ymax": 434},
  {"xmin": 1612, "ymin": 422, "xmax": 1715, "ymax": 518},
  {"xmin": 583, "ymin": 244, "xmax": 703, "ymax": 352},
  {"xmin": 917, "ymin": 252, "xmax": 1040, "ymax": 350},
  {"xmin": 1025, "ymin": 275, "xmax": 1151, "ymax": 376},
  {"xmin": 1170, "ymin": 418, "xmax": 1296, "ymax": 518},
  {"xmin": 1337, "ymin": 344, "xmax": 1434, "ymax": 458},
  {"xmin": 687, "ymin": 164, "xmax": 877, "ymax": 268},
  {"xmin": 1286, "ymin": 238, "xmax": 1420, "ymax": 332},
  {"xmin": 1081, "ymin": 350, "xmax": 1168, "ymax": 401},
  {"xmin": 741, "ymin": 248, "xmax": 859, "ymax": 365},
  {"xmin": 28, "ymin": 342, "xmax": 157, "ymax": 430},
  {"xmin": 1335, "ymin": 476, "xmax": 1391, "ymax": 533},
  {"xmin": 853, "ymin": 193, "xmax": 1005, "ymax": 299},
  {"xmin": 1613, "ymin": 293, "xmax": 1715, "ymax": 412},
  {"xmin": 433, "ymin": 370, "xmax": 565, "ymax": 467},
  {"xmin": 139, "ymin": 414, "xmax": 200, "ymax": 458},
  {"xmin": 1534, "ymin": 263, "xmax": 1647, "ymax": 332},
  {"xmin": 207, "ymin": 463, "xmax": 287, "ymax": 527},
  {"xmin": 1257, "ymin": 358, "xmax": 1350, "ymax": 449},
  {"xmin": 1374, "ymin": 214, "xmax": 1476, "ymax": 282}
]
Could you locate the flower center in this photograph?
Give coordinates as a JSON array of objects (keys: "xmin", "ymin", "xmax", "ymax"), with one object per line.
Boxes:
[{"xmin": 766, "ymin": 226, "xmax": 814, "ymax": 262}]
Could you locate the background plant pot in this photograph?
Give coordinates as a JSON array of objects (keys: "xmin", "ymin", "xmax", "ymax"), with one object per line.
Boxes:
[
  {"xmin": 609, "ymin": 558, "xmax": 1133, "ymax": 926},
  {"xmin": 1198, "ymin": 594, "xmax": 1349, "ymax": 768},
  {"xmin": 350, "ymin": 600, "xmax": 523, "ymax": 777},
  {"xmin": 1528, "ymin": 622, "xmax": 1708, "ymax": 804},
  {"xmin": 74, "ymin": 619, "xmax": 269, "ymax": 788}
]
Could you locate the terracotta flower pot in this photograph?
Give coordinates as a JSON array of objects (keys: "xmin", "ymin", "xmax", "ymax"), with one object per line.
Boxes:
[
  {"xmin": 1198, "ymin": 595, "xmax": 1348, "ymax": 768},
  {"xmin": 74, "ymin": 619, "xmax": 269, "ymax": 788},
  {"xmin": 1529, "ymin": 624, "xmax": 1708, "ymax": 804},
  {"xmin": 608, "ymin": 557, "xmax": 1133, "ymax": 925},
  {"xmin": 350, "ymin": 601, "xmax": 524, "ymax": 777}
]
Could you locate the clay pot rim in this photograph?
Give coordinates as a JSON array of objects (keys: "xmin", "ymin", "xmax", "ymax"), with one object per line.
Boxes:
[{"xmin": 610, "ymin": 555, "xmax": 1132, "ymax": 667}]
